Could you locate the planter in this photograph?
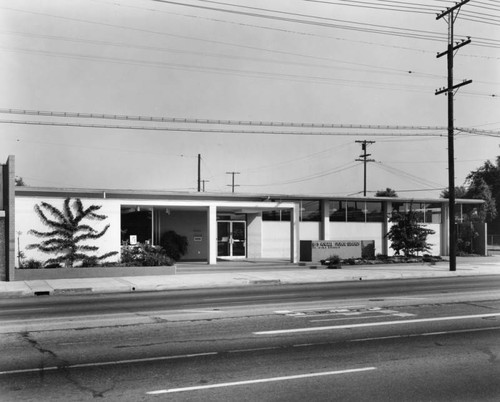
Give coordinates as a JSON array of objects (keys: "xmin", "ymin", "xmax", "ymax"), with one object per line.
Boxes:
[{"xmin": 13, "ymin": 265, "xmax": 176, "ymax": 281}]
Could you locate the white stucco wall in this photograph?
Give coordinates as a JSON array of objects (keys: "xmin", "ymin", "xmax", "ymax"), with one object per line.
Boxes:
[
  {"xmin": 15, "ymin": 197, "xmax": 121, "ymax": 267},
  {"xmin": 329, "ymin": 222, "xmax": 384, "ymax": 255},
  {"xmin": 262, "ymin": 221, "xmax": 290, "ymax": 258},
  {"xmin": 300, "ymin": 222, "xmax": 321, "ymax": 241},
  {"xmin": 424, "ymin": 224, "xmax": 441, "ymax": 256}
]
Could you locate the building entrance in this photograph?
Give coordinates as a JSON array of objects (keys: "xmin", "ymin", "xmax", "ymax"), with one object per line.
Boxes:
[{"xmin": 217, "ymin": 221, "xmax": 246, "ymax": 258}]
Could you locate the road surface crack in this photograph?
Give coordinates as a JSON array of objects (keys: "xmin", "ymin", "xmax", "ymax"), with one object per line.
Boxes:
[
  {"xmin": 461, "ymin": 302, "xmax": 500, "ymax": 311},
  {"xmin": 20, "ymin": 331, "xmax": 116, "ymax": 398},
  {"xmin": 477, "ymin": 346, "xmax": 499, "ymax": 365}
]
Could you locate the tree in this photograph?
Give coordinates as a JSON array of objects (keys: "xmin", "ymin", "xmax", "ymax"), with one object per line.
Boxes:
[
  {"xmin": 27, "ymin": 198, "xmax": 117, "ymax": 267},
  {"xmin": 466, "ymin": 157, "xmax": 500, "ymax": 228},
  {"xmin": 160, "ymin": 230, "xmax": 188, "ymax": 261},
  {"xmin": 385, "ymin": 207, "xmax": 435, "ymax": 257},
  {"xmin": 440, "ymin": 186, "xmax": 467, "ymax": 199},
  {"xmin": 15, "ymin": 176, "xmax": 26, "ymax": 186},
  {"xmin": 441, "ymin": 178, "xmax": 495, "ymax": 255},
  {"xmin": 375, "ymin": 188, "xmax": 398, "ymax": 197},
  {"xmin": 464, "ymin": 176, "xmax": 497, "ymax": 222},
  {"xmin": 441, "ymin": 175, "xmax": 497, "ymax": 223}
]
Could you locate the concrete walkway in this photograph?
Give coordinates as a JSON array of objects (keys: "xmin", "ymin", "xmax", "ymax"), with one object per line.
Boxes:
[{"xmin": 1, "ymin": 256, "xmax": 499, "ymax": 298}]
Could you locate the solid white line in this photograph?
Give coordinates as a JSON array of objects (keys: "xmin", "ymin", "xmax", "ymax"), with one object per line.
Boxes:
[
  {"xmin": 228, "ymin": 347, "xmax": 281, "ymax": 353},
  {"xmin": 0, "ymin": 352, "xmax": 218, "ymax": 376},
  {"xmin": 146, "ymin": 367, "xmax": 376, "ymax": 394},
  {"xmin": 349, "ymin": 326, "xmax": 500, "ymax": 342},
  {"xmin": 310, "ymin": 314, "xmax": 390, "ymax": 323},
  {"xmin": 0, "ymin": 308, "xmax": 48, "ymax": 313},
  {"xmin": 254, "ymin": 313, "xmax": 500, "ymax": 335}
]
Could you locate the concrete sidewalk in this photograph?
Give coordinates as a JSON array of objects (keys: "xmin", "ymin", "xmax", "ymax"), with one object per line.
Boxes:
[{"xmin": 1, "ymin": 256, "xmax": 499, "ymax": 298}]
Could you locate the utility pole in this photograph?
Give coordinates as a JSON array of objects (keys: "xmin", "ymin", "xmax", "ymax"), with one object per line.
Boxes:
[
  {"xmin": 355, "ymin": 140, "xmax": 375, "ymax": 196},
  {"xmin": 226, "ymin": 171, "xmax": 240, "ymax": 193},
  {"xmin": 201, "ymin": 180, "xmax": 209, "ymax": 192},
  {"xmin": 197, "ymin": 154, "xmax": 201, "ymax": 192},
  {"xmin": 435, "ymin": 0, "xmax": 472, "ymax": 272}
]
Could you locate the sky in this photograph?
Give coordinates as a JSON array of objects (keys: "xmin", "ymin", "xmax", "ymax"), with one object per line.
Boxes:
[{"xmin": 0, "ymin": 0, "xmax": 499, "ymax": 198}]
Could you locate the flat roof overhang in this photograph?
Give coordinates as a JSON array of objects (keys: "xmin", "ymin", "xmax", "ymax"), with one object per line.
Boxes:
[{"xmin": 15, "ymin": 186, "xmax": 484, "ymax": 205}]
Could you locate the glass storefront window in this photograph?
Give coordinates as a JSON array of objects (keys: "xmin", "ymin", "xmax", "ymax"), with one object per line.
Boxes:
[
  {"xmin": 365, "ymin": 202, "xmax": 383, "ymax": 222},
  {"xmin": 300, "ymin": 200, "xmax": 321, "ymax": 222},
  {"xmin": 455, "ymin": 203, "xmax": 463, "ymax": 223},
  {"xmin": 425, "ymin": 203, "xmax": 442, "ymax": 224},
  {"xmin": 413, "ymin": 203, "xmax": 425, "ymax": 223},
  {"xmin": 346, "ymin": 201, "xmax": 365, "ymax": 222},
  {"xmin": 331, "ymin": 201, "xmax": 383, "ymax": 222},
  {"xmin": 391, "ymin": 202, "xmax": 442, "ymax": 223},
  {"xmin": 262, "ymin": 210, "xmax": 291, "ymax": 221},
  {"xmin": 329, "ymin": 201, "xmax": 346, "ymax": 222},
  {"xmin": 262, "ymin": 210, "xmax": 280, "ymax": 221},
  {"xmin": 391, "ymin": 202, "xmax": 406, "ymax": 216}
]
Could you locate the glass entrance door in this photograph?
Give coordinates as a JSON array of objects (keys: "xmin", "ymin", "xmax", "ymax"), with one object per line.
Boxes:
[{"xmin": 217, "ymin": 221, "xmax": 246, "ymax": 258}]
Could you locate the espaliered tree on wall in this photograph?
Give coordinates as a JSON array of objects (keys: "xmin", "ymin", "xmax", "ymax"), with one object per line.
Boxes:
[{"xmin": 27, "ymin": 198, "xmax": 117, "ymax": 267}]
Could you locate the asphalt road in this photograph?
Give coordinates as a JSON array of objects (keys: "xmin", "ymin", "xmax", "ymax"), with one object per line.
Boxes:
[{"xmin": 0, "ymin": 277, "xmax": 499, "ymax": 401}]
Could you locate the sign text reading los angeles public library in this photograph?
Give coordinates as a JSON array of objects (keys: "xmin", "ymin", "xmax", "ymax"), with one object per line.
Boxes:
[
  {"xmin": 312, "ymin": 241, "xmax": 361, "ymax": 249},
  {"xmin": 299, "ymin": 239, "xmax": 374, "ymax": 261}
]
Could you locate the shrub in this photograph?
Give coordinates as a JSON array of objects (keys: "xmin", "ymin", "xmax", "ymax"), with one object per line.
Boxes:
[
  {"xmin": 385, "ymin": 208, "xmax": 435, "ymax": 257},
  {"xmin": 361, "ymin": 242, "xmax": 375, "ymax": 259},
  {"xmin": 81, "ymin": 256, "xmax": 100, "ymax": 267},
  {"xmin": 320, "ymin": 254, "xmax": 341, "ymax": 266},
  {"xmin": 160, "ymin": 231, "xmax": 188, "ymax": 261},
  {"xmin": 19, "ymin": 259, "xmax": 43, "ymax": 269},
  {"xmin": 120, "ymin": 243, "xmax": 174, "ymax": 267},
  {"xmin": 44, "ymin": 262, "xmax": 62, "ymax": 269}
]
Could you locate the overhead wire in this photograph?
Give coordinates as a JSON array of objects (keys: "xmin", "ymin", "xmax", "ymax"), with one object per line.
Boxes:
[
  {"xmin": 1, "ymin": 108, "xmax": 499, "ymax": 136},
  {"xmin": 241, "ymin": 161, "xmax": 362, "ymax": 187},
  {"xmin": 0, "ymin": 108, "xmax": 451, "ymax": 130},
  {"xmin": 1, "ymin": 45, "xmax": 452, "ymax": 94},
  {"xmin": 0, "ymin": 119, "xmax": 450, "ymax": 136},
  {"xmin": 0, "ymin": 30, "xmax": 443, "ymax": 80},
  {"xmin": 151, "ymin": 0, "xmax": 500, "ymax": 49},
  {"xmin": 374, "ymin": 162, "xmax": 445, "ymax": 189}
]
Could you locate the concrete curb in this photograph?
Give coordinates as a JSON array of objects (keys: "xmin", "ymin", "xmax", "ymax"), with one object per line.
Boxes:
[{"xmin": 0, "ymin": 259, "xmax": 499, "ymax": 298}]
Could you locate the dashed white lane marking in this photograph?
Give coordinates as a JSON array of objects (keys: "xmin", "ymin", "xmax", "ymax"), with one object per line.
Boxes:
[
  {"xmin": 146, "ymin": 367, "xmax": 377, "ymax": 394},
  {"xmin": 0, "ymin": 352, "xmax": 218, "ymax": 376},
  {"xmin": 254, "ymin": 313, "xmax": 500, "ymax": 335}
]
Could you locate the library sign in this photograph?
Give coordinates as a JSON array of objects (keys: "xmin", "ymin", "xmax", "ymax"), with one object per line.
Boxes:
[{"xmin": 300, "ymin": 240, "xmax": 375, "ymax": 261}]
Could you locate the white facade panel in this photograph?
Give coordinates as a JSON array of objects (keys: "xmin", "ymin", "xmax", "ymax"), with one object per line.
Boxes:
[
  {"xmin": 424, "ymin": 224, "xmax": 441, "ymax": 256},
  {"xmin": 16, "ymin": 197, "xmax": 121, "ymax": 267},
  {"xmin": 299, "ymin": 222, "xmax": 321, "ymax": 240},
  {"xmin": 262, "ymin": 221, "xmax": 290, "ymax": 258},
  {"xmin": 329, "ymin": 222, "xmax": 384, "ymax": 255}
]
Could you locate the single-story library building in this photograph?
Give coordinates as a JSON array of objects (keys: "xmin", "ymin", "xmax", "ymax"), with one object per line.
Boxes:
[{"xmin": 0, "ymin": 156, "xmax": 487, "ymax": 281}]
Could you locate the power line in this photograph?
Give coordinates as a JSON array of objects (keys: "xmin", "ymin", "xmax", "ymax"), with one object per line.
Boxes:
[
  {"xmin": 0, "ymin": 119, "xmax": 452, "ymax": 137},
  {"xmin": 241, "ymin": 162, "xmax": 361, "ymax": 187},
  {"xmin": 0, "ymin": 108, "xmax": 452, "ymax": 130},
  {"xmin": 1, "ymin": 45, "xmax": 453, "ymax": 93},
  {"xmin": 1, "ymin": 30, "xmax": 439, "ymax": 79},
  {"xmin": 1, "ymin": 109, "xmax": 498, "ymax": 135}
]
